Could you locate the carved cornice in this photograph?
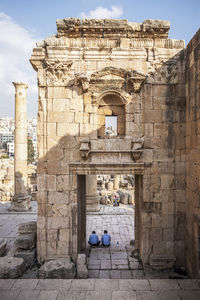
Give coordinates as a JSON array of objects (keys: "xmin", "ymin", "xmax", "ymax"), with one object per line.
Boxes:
[{"xmin": 56, "ymin": 18, "xmax": 171, "ymax": 39}]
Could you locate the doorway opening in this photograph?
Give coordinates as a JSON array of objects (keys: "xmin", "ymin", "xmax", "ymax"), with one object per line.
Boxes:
[{"xmin": 77, "ymin": 172, "xmax": 143, "ymax": 278}]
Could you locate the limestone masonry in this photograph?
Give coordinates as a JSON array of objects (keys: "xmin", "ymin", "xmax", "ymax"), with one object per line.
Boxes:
[{"xmin": 30, "ymin": 18, "xmax": 200, "ymax": 277}]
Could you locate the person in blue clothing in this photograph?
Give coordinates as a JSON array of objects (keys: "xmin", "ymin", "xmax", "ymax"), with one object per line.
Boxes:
[
  {"xmin": 88, "ymin": 231, "xmax": 100, "ymax": 246},
  {"xmin": 101, "ymin": 230, "xmax": 111, "ymax": 247}
]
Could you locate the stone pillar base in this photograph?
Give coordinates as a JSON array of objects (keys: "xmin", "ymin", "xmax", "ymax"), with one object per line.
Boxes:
[
  {"xmin": 86, "ymin": 194, "xmax": 100, "ymax": 212},
  {"xmin": 9, "ymin": 195, "xmax": 32, "ymax": 212}
]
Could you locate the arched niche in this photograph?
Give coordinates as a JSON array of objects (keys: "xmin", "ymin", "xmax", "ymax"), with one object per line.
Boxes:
[{"xmin": 97, "ymin": 91, "xmax": 126, "ymax": 138}]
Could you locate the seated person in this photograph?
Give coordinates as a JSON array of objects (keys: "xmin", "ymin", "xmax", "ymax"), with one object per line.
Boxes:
[
  {"xmin": 101, "ymin": 230, "xmax": 111, "ymax": 247},
  {"xmin": 88, "ymin": 231, "xmax": 100, "ymax": 246}
]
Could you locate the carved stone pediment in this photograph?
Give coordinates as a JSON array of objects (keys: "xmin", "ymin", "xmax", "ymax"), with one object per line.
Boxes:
[
  {"xmin": 90, "ymin": 67, "xmax": 128, "ymax": 80},
  {"xmin": 43, "ymin": 60, "xmax": 73, "ymax": 86},
  {"xmin": 90, "ymin": 67, "xmax": 146, "ymax": 94},
  {"xmin": 73, "ymin": 67, "xmax": 146, "ymax": 96}
]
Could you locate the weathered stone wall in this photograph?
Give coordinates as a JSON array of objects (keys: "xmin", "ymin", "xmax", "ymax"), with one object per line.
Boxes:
[
  {"xmin": 140, "ymin": 53, "xmax": 186, "ymax": 268},
  {"xmin": 185, "ymin": 29, "xmax": 200, "ymax": 277},
  {"xmin": 30, "ymin": 18, "xmax": 186, "ymax": 267}
]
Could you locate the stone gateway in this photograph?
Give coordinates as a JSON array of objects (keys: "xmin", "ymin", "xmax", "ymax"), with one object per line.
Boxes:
[{"xmin": 30, "ymin": 18, "xmax": 200, "ymax": 278}]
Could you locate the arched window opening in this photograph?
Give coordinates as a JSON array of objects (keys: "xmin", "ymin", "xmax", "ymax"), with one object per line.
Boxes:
[{"xmin": 97, "ymin": 93, "xmax": 125, "ymax": 138}]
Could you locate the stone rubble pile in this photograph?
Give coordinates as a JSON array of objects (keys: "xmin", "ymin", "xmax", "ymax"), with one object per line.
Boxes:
[
  {"xmin": 39, "ymin": 257, "xmax": 76, "ymax": 279},
  {"xmin": 0, "ymin": 256, "xmax": 26, "ymax": 278}
]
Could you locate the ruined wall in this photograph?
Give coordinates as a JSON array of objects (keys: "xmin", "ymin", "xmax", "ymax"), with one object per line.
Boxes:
[
  {"xmin": 30, "ymin": 18, "xmax": 186, "ymax": 267},
  {"xmin": 140, "ymin": 52, "xmax": 186, "ymax": 268},
  {"xmin": 185, "ymin": 29, "xmax": 200, "ymax": 277}
]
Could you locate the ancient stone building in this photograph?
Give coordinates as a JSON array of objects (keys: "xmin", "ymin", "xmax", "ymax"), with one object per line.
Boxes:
[{"xmin": 30, "ymin": 18, "xmax": 200, "ymax": 277}]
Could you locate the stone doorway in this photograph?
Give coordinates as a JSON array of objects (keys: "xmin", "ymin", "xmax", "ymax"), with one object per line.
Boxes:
[{"xmin": 75, "ymin": 167, "xmax": 143, "ymax": 279}]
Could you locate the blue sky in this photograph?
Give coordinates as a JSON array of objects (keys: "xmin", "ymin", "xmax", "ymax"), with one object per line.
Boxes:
[{"xmin": 0, "ymin": 0, "xmax": 199, "ymax": 117}]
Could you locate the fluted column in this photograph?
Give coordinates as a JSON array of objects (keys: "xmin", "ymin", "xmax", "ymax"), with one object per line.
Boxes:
[
  {"xmin": 86, "ymin": 175, "xmax": 100, "ymax": 212},
  {"xmin": 10, "ymin": 82, "xmax": 31, "ymax": 211}
]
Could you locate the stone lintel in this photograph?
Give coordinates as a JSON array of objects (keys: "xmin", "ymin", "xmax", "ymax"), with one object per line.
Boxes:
[{"xmin": 70, "ymin": 162, "xmax": 145, "ymax": 175}]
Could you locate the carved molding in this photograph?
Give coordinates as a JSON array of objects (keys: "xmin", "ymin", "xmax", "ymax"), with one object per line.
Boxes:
[
  {"xmin": 43, "ymin": 60, "xmax": 73, "ymax": 86},
  {"xmin": 93, "ymin": 89, "xmax": 132, "ymax": 105},
  {"xmin": 56, "ymin": 18, "xmax": 171, "ymax": 39},
  {"xmin": 74, "ymin": 67, "xmax": 146, "ymax": 97}
]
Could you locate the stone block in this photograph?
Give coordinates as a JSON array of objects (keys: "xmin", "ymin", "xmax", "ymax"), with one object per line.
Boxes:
[
  {"xmin": 143, "ymin": 110, "xmax": 163, "ymax": 123},
  {"xmin": 39, "ymin": 258, "xmax": 76, "ymax": 279},
  {"xmin": 52, "ymin": 98, "xmax": 69, "ymax": 112},
  {"xmin": 48, "ymin": 191, "xmax": 69, "ymax": 205},
  {"xmin": 77, "ymin": 265, "xmax": 88, "ymax": 279},
  {"xmin": 47, "ymin": 216, "xmax": 70, "ymax": 229},
  {"xmin": 0, "ymin": 257, "xmax": 26, "ymax": 278},
  {"xmin": 56, "ymin": 175, "xmax": 69, "ymax": 192},
  {"xmin": 75, "ymin": 112, "xmax": 84, "ymax": 123},
  {"xmin": 77, "ymin": 253, "xmax": 87, "ymax": 265},
  {"xmin": 15, "ymin": 248, "xmax": 36, "ymax": 267},
  {"xmin": 47, "ymin": 123, "xmax": 56, "ymax": 137},
  {"xmin": 47, "ymin": 87, "xmax": 67, "ymax": 99},
  {"xmin": 18, "ymin": 222, "xmax": 37, "ymax": 234},
  {"xmin": 14, "ymin": 232, "xmax": 37, "ymax": 250}
]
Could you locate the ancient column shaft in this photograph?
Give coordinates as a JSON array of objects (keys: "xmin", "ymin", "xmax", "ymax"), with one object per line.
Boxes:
[
  {"xmin": 86, "ymin": 175, "xmax": 100, "ymax": 212},
  {"xmin": 10, "ymin": 82, "xmax": 31, "ymax": 211},
  {"xmin": 114, "ymin": 175, "xmax": 120, "ymax": 190}
]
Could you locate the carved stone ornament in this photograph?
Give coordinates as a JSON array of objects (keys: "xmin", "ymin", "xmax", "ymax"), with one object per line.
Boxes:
[
  {"xmin": 82, "ymin": 67, "xmax": 146, "ymax": 96},
  {"xmin": 74, "ymin": 74, "xmax": 89, "ymax": 92},
  {"xmin": 128, "ymin": 71, "xmax": 146, "ymax": 93},
  {"xmin": 146, "ymin": 59, "xmax": 179, "ymax": 84},
  {"xmin": 71, "ymin": 67, "xmax": 146, "ymax": 98},
  {"xmin": 43, "ymin": 60, "xmax": 73, "ymax": 86},
  {"xmin": 80, "ymin": 138, "xmax": 90, "ymax": 160},
  {"xmin": 56, "ymin": 18, "xmax": 170, "ymax": 39},
  {"xmin": 131, "ymin": 137, "xmax": 144, "ymax": 161}
]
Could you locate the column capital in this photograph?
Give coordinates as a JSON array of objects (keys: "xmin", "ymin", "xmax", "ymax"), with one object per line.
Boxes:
[{"xmin": 12, "ymin": 82, "xmax": 28, "ymax": 90}]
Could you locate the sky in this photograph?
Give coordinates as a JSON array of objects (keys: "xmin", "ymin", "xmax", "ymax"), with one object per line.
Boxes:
[{"xmin": 0, "ymin": 0, "xmax": 199, "ymax": 117}]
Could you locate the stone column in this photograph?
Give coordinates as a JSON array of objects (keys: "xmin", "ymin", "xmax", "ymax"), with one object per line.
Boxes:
[
  {"xmin": 10, "ymin": 82, "xmax": 31, "ymax": 211},
  {"xmin": 86, "ymin": 175, "xmax": 100, "ymax": 212},
  {"xmin": 114, "ymin": 175, "xmax": 120, "ymax": 190}
]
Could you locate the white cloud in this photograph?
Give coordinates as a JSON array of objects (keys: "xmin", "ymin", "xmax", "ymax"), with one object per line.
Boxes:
[
  {"xmin": 0, "ymin": 13, "xmax": 39, "ymax": 117},
  {"xmin": 80, "ymin": 6, "xmax": 123, "ymax": 19}
]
